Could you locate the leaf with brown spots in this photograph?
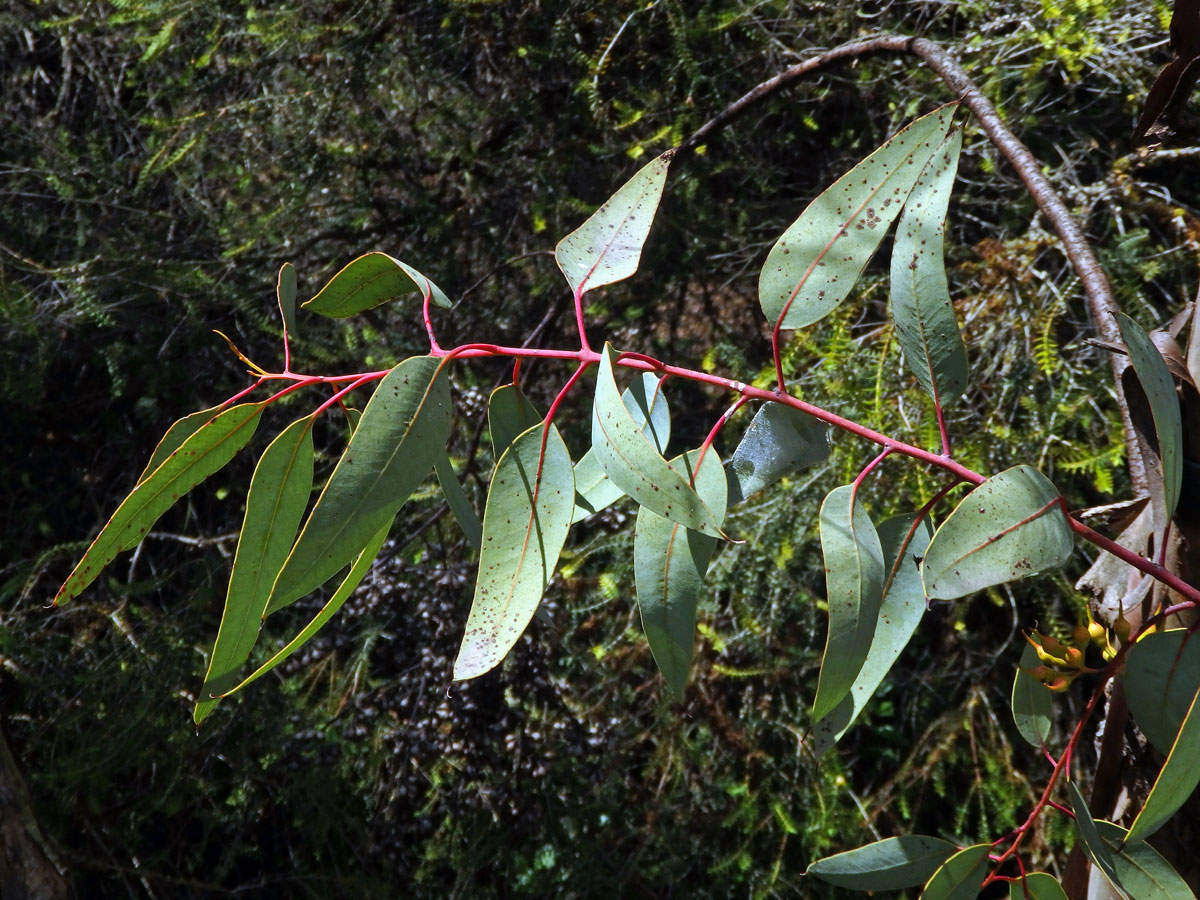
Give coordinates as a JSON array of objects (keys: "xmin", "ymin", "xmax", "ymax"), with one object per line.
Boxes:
[
  {"xmin": 454, "ymin": 421, "xmax": 574, "ymax": 681},
  {"xmin": 55, "ymin": 401, "xmax": 267, "ymax": 605},
  {"xmin": 759, "ymin": 103, "xmax": 958, "ymax": 331},
  {"xmin": 555, "ymin": 151, "xmax": 671, "ymax": 297},
  {"xmin": 921, "ymin": 465, "xmax": 1073, "ymax": 600}
]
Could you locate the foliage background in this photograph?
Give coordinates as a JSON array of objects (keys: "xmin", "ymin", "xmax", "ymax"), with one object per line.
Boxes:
[{"xmin": 2, "ymin": 0, "xmax": 1197, "ymax": 896}]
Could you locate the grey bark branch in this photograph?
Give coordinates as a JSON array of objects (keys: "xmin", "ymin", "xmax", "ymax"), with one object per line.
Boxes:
[{"xmin": 678, "ymin": 33, "xmax": 1147, "ymax": 493}]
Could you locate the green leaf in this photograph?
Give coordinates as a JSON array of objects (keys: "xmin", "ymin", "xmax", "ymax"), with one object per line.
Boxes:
[
  {"xmin": 555, "ymin": 151, "xmax": 671, "ymax": 296},
  {"xmin": 591, "ymin": 345, "xmax": 723, "ymax": 537},
  {"xmin": 890, "ymin": 128, "xmax": 968, "ymax": 408},
  {"xmin": 266, "ymin": 356, "xmax": 451, "ymax": 613},
  {"xmin": 56, "ymin": 402, "xmax": 266, "ymax": 605},
  {"xmin": 1012, "ymin": 640, "xmax": 1054, "ymax": 748},
  {"xmin": 488, "ymin": 384, "xmax": 542, "ymax": 460},
  {"xmin": 219, "ymin": 516, "xmax": 394, "ymax": 700},
  {"xmin": 1125, "ymin": 681, "xmax": 1200, "ymax": 843},
  {"xmin": 277, "ymin": 262, "xmax": 298, "ymax": 342},
  {"xmin": 435, "ymin": 454, "xmax": 483, "ymax": 551},
  {"xmin": 453, "ymin": 422, "xmax": 575, "ymax": 681},
  {"xmin": 195, "ymin": 414, "xmax": 316, "ymax": 723},
  {"xmin": 301, "ymin": 252, "xmax": 451, "ymax": 318},
  {"xmin": 1095, "ymin": 821, "xmax": 1197, "ymax": 900},
  {"xmin": 1009, "ymin": 873, "xmax": 1069, "ymax": 900},
  {"xmin": 921, "ymin": 465, "xmax": 1073, "ymax": 600},
  {"xmin": 920, "ymin": 844, "xmax": 991, "ymax": 900},
  {"xmin": 806, "ymin": 835, "xmax": 957, "ymax": 891},
  {"xmin": 1117, "ymin": 312, "xmax": 1183, "ymax": 522},
  {"xmin": 810, "ymin": 512, "xmax": 931, "ymax": 755},
  {"xmin": 573, "ymin": 372, "xmax": 670, "ymax": 521},
  {"xmin": 759, "ymin": 103, "xmax": 958, "ymax": 331},
  {"xmin": 1125, "ymin": 629, "xmax": 1200, "ymax": 753},
  {"xmin": 634, "ymin": 447, "xmax": 727, "ymax": 696},
  {"xmin": 135, "ymin": 404, "xmax": 223, "ymax": 484},
  {"xmin": 726, "ymin": 403, "xmax": 830, "ymax": 505},
  {"xmin": 812, "ymin": 484, "xmax": 886, "ymax": 722},
  {"xmin": 1069, "ymin": 779, "xmax": 1127, "ymax": 899}
]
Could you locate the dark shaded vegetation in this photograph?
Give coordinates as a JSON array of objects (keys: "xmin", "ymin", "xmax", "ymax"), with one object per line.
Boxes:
[{"xmin": 2, "ymin": 0, "xmax": 1197, "ymax": 896}]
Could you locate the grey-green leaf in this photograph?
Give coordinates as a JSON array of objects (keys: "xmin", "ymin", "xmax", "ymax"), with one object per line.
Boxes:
[
  {"xmin": 56, "ymin": 402, "xmax": 266, "ymax": 605},
  {"xmin": 810, "ymin": 512, "xmax": 930, "ymax": 755},
  {"xmin": 555, "ymin": 151, "xmax": 671, "ymax": 296},
  {"xmin": 302, "ymin": 252, "xmax": 451, "ymax": 318},
  {"xmin": 1125, "ymin": 682, "xmax": 1200, "ymax": 843},
  {"xmin": 435, "ymin": 454, "xmax": 483, "ymax": 551},
  {"xmin": 591, "ymin": 345, "xmax": 723, "ymax": 537},
  {"xmin": 920, "ymin": 844, "xmax": 991, "ymax": 900},
  {"xmin": 806, "ymin": 835, "xmax": 957, "ymax": 891},
  {"xmin": 922, "ymin": 465, "xmax": 1073, "ymax": 600},
  {"xmin": 726, "ymin": 403, "xmax": 830, "ymax": 505},
  {"xmin": 453, "ymin": 422, "xmax": 575, "ymax": 681},
  {"xmin": 812, "ymin": 484, "xmax": 886, "ymax": 722},
  {"xmin": 266, "ymin": 356, "xmax": 451, "ymax": 613},
  {"xmin": 1009, "ymin": 873, "xmax": 1069, "ymax": 900},
  {"xmin": 277, "ymin": 262, "xmax": 298, "ymax": 342},
  {"xmin": 1125, "ymin": 629, "xmax": 1200, "ymax": 753},
  {"xmin": 1069, "ymin": 780, "xmax": 1128, "ymax": 899},
  {"xmin": 1117, "ymin": 312, "xmax": 1184, "ymax": 523},
  {"xmin": 759, "ymin": 103, "xmax": 958, "ymax": 331},
  {"xmin": 635, "ymin": 447, "xmax": 727, "ymax": 696},
  {"xmin": 195, "ymin": 414, "xmax": 316, "ymax": 723},
  {"xmin": 1012, "ymin": 641, "xmax": 1054, "ymax": 748},
  {"xmin": 1095, "ymin": 821, "xmax": 1197, "ymax": 900},
  {"xmin": 890, "ymin": 128, "xmax": 967, "ymax": 408},
  {"xmin": 219, "ymin": 516, "xmax": 393, "ymax": 700},
  {"xmin": 573, "ymin": 372, "xmax": 670, "ymax": 521},
  {"xmin": 135, "ymin": 404, "xmax": 224, "ymax": 484},
  {"xmin": 488, "ymin": 384, "xmax": 542, "ymax": 460}
]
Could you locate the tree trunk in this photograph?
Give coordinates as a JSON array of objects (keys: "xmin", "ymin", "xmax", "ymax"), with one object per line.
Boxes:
[{"xmin": 0, "ymin": 722, "xmax": 70, "ymax": 900}]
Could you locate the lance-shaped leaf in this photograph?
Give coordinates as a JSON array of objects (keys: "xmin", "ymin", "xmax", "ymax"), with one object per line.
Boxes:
[
  {"xmin": 555, "ymin": 151, "xmax": 671, "ymax": 296},
  {"xmin": 302, "ymin": 252, "xmax": 451, "ymax": 318},
  {"xmin": 810, "ymin": 512, "xmax": 931, "ymax": 755},
  {"xmin": 1011, "ymin": 641, "xmax": 1054, "ymax": 748},
  {"xmin": 1095, "ymin": 821, "xmax": 1196, "ymax": 900},
  {"xmin": 1069, "ymin": 780, "xmax": 1128, "ymax": 900},
  {"xmin": 806, "ymin": 836, "xmax": 957, "ymax": 891},
  {"xmin": 488, "ymin": 384, "xmax": 542, "ymax": 460},
  {"xmin": 195, "ymin": 414, "xmax": 316, "ymax": 723},
  {"xmin": 726, "ymin": 403, "xmax": 830, "ymax": 505},
  {"xmin": 55, "ymin": 402, "xmax": 266, "ymax": 605},
  {"xmin": 135, "ymin": 404, "xmax": 224, "ymax": 484},
  {"xmin": 1009, "ymin": 873, "xmax": 1069, "ymax": 900},
  {"xmin": 277, "ymin": 262, "xmax": 298, "ymax": 342},
  {"xmin": 812, "ymin": 484, "xmax": 886, "ymax": 722},
  {"xmin": 218, "ymin": 516, "xmax": 393, "ymax": 701},
  {"xmin": 454, "ymin": 422, "xmax": 575, "ymax": 681},
  {"xmin": 922, "ymin": 465, "xmax": 1073, "ymax": 600},
  {"xmin": 890, "ymin": 128, "xmax": 968, "ymax": 408},
  {"xmin": 1124, "ymin": 683, "xmax": 1200, "ymax": 844},
  {"xmin": 759, "ymin": 103, "xmax": 958, "ymax": 331},
  {"xmin": 920, "ymin": 844, "xmax": 991, "ymax": 900},
  {"xmin": 574, "ymin": 372, "xmax": 670, "ymax": 521},
  {"xmin": 591, "ymin": 345, "xmax": 723, "ymax": 537},
  {"xmin": 1125, "ymin": 629, "xmax": 1200, "ymax": 753},
  {"xmin": 435, "ymin": 454, "xmax": 483, "ymax": 551},
  {"xmin": 635, "ymin": 447, "xmax": 727, "ymax": 696},
  {"xmin": 1118, "ymin": 312, "xmax": 1184, "ymax": 524},
  {"xmin": 266, "ymin": 356, "xmax": 451, "ymax": 613}
]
